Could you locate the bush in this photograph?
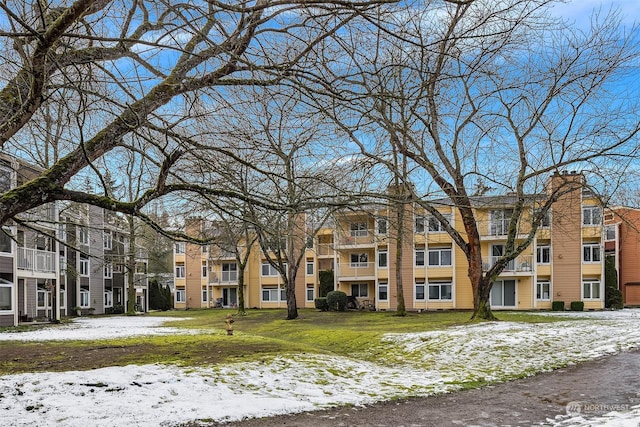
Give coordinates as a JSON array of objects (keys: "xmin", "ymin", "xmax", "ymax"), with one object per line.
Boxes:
[
  {"xmin": 318, "ymin": 270, "xmax": 334, "ymax": 297},
  {"xmin": 326, "ymin": 291, "xmax": 347, "ymax": 312},
  {"xmin": 112, "ymin": 304, "xmax": 125, "ymax": 314},
  {"xmin": 570, "ymin": 301, "xmax": 584, "ymax": 311},
  {"xmin": 552, "ymin": 301, "xmax": 564, "ymax": 311},
  {"xmin": 605, "ymin": 256, "xmax": 624, "ymax": 309},
  {"xmin": 314, "ymin": 297, "xmax": 329, "ymax": 312}
]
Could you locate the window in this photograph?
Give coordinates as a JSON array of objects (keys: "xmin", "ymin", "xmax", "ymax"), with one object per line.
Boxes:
[
  {"xmin": 79, "ymin": 255, "xmax": 90, "ymax": 276},
  {"xmin": 262, "ymin": 287, "xmax": 285, "ymax": 301},
  {"xmin": 490, "ymin": 209, "xmax": 513, "ymax": 235},
  {"xmin": 78, "ymin": 227, "xmax": 89, "ymax": 245},
  {"xmin": 378, "ymin": 250, "xmax": 388, "ymax": 268},
  {"xmin": 534, "ymin": 208, "xmax": 551, "ymax": 228},
  {"xmin": 415, "ymin": 281, "xmax": 425, "ymax": 300},
  {"xmin": 0, "ymin": 228, "xmax": 12, "ymax": 254},
  {"xmin": 305, "ymin": 235, "xmax": 314, "ymax": 249},
  {"xmin": 104, "ymin": 262, "xmax": 113, "ymax": 279},
  {"xmin": 428, "ymin": 247, "xmax": 452, "ymax": 266},
  {"xmin": 428, "ymin": 214, "xmax": 450, "ymax": 232},
  {"xmin": 104, "ymin": 290, "xmax": 113, "ymax": 307},
  {"xmin": 261, "ymin": 262, "xmax": 284, "ymax": 277},
  {"xmin": 202, "ymin": 288, "xmax": 208, "ymax": 302},
  {"xmin": 175, "ymin": 264, "xmax": 185, "ymax": 278},
  {"xmin": 428, "ymin": 282, "xmax": 452, "ymax": 300},
  {"xmin": 583, "ymin": 279, "xmax": 601, "ymax": 299},
  {"xmin": 490, "ymin": 280, "xmax": 516, "ymax": 307},
  {"xmin": 583, "ymin": 206, "xmax": 602, "ymax": 226},
  {"xmin": 59, "ymin": 288, "xmax": 66, "ymax": 309},
  {"xmin": 583, "ymin": 244, "xmax": 601, "ymax": 263},
  {"xmin": 175, "ymin": 242, "xmax": 185, "ymax": 254},
  {"xmin": 350, "ymin": 253, "xmax": 368, "ymax": 268},
  {"xmin": 175, "ymin": 288, "xmax": 186, "ymax": 303},
  {"xmin": 103, "ymin": 231, "xmax": 112, "ymax": 250},
  {"xmin": 415, "ymin": 216, "xmax": 425, "ymax": 233},
  {"xmin": 202, "ymin": 262, "xmax": 207, "ymax": 278},
  {"xmin": 604, "ymin": 225, "xmax": 616, "ymax": 241},
  {"xmin": 59, "ymin": 224, "xmax": 66, "ymax": 243},
  {"xmin": 80, "ymin": 288, "xmax": 90, "ymax": 308},
  {"xmin": 37, "ymin": 287, "xmax": 49, "ymax": 309},
  {"xmin": 376, "ymin": 218, "xmax": 387, "ymax": 235},
  {"xmin": 222, "ymin": 263, "xmax": 238, "ymax": 281},
  {"xmin": 351, "ymin": 283, "xmax": 368, "ymax": 297},
  {"xmin": 536, "ymin": 280, "xmax": 550, "ymax": 300},
  {"xmin": 306, "ymin": 284, "xmax": 314, "ymax": 302},
  {"xmin": 0, "ymin": 280, "xmax": 12, "ymax": 311},
  {"xmin": 415, "ymin": 249, "xmax": 425, "ymax": 267},
  {"xmin": 536, "ymin": 246, "xmax": 551, "ymax": 264},
  {"xmin": 378, "ymin": 282, "xmax": 388, "ymax": 301},
  {"xmin": 136, "ymin": 263, "xmax": 147, "ymax": 274},
  {"xmin": 350, "ymin": 222, "xmax": 368, "ymax": 237},
  {"xmin": 306, "ymin": 260, "xmax": 314, "ymax": 276},
  {"xmin": 0, "ymin": 165, "xmax": 11, "ymax": 193}
]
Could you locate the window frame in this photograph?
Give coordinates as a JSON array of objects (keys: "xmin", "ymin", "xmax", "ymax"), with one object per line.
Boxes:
[
  {"xmin": 583, "ymin": 243, "xmax": 601, "ymax": 263},
  {"xmin": 78, "ymin": 227, "xmax": 89, "ymax": 245},
  {"xmin": 261, "ymin": 262, "xmax": 284, "ymax": 277},
  {"xmin": 175, "ymin": 264, "xmax": 185, "ymax": 278},
  {"xmin": 103, "ymin": 231, "xmax": 113, "ymax": 250},
  {"xmin": 306, "ymin": 260, "xmax": 314, "ymax": 276},
  {"xmin": 415, "ymin": 215, "xmax": 425, "ymax": 233},
  {"xmin": 261, "ymin": 287, "xmax": 285, "ymax": 302},
  {"xmin": 536, "ymin": 245, "xmax": 551, "ymax": 264},
  {"xmin": 583, "ymin": 279, "xmax": 601, "ymax": 300},
  {"xmin": 415, "ymin": 280, "xmax": 426, "ymax": 301},
  {"xmin": 428, "ymin": 282, "xmax": 452, "ymax": 301},
  {"xmin": 0, "ymin": 280, "xmax": 12, "ymax": 312},
  {"xmin": 377, "ymin": 281, "xmax": 388, "ymax": 301},
  {"xmin": 175, "ymin": 242, "xmax": 185, "ymax": 254},
  {"xmin": 79, "ymin": 288, "xmax": 90, "ymax": 308},
  {"xmin": 582, "ymin": 206, "xmax": 602, "ymax": 226},
  {"xmin": 0, "ymin": 227, "xmax": 12, "ymax": 254},
  {"xmin": 378, "ymin": 250, "xmax": 388, "ymax": 268},
  {"xmin": 415, "ymin": 249, "xmax": 425, "ymax": 267},
  {"xmin": 79, "ymin": 255, "xmax": 90, "ymax": 277},
  {"xmin": 428, "ymin": 247, "xmax": 452, "ymax": 267},
  {"xmin": 350, "ymin": 222, "xmax": 368, "ymax": 238},
  {"xmin": 536, "ymin": 280, "xmax": 551, "ymax": 301},
  {"xmin": 104, "ymin": 290, "xmax": 113, "ymax": 308},
  {"xmin": 175, "ymin": 288, "xmax": 186, "ymax": 303},
  {"xmin": 350, "ymin": 253, "xmax": 368, "ymax": 268},
  {"xmin": 104, "ymin": 262, "xmax": 113, "ymax": 279},
  {"xmin": 376, "ymin": 218, "xmax": 388, "ymax": 235},
  {"xmin": 221, "ymin": 262, "xmax": 238, "ymax": 282},
  {"xmin": 306, "ymin": 284, "xmax": 315, "ymax": 302},
  {"xmin": 350, "ymin": 283, "xmax": 368, "ymax": 297}
]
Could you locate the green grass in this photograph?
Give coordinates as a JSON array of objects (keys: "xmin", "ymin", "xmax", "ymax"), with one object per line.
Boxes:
[{"xmin": 1, "ymin": 309, "xmax": 572, "ymax": 375}]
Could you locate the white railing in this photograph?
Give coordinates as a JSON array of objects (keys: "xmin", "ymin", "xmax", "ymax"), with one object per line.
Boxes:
[
  {"xmin": 482, "ymin": 255, "xmax": 533, "ymax": 273},
  {"xmin": 17, "ymin": 247, "xmax": 56, "ymax": 274},
  {"xmin": 337, "ymin": 262, "xmax": 375, "ymax": 278}
]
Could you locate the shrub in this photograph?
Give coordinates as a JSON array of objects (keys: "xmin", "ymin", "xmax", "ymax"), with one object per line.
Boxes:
[
  {"xmin": 552, "ymin": 301, "xmax": 564, "ymax": 311},
  {"xmin": 605, "ymin": 256, "xmax": 624, "ymax": 309},
  {"xmin": 570, "ymin": 301, "xmax": 584, "ymax": 311},
  {"xmin": 318, "ymin": 270, "xmax": 334, "ymax": 297},
  {"xmin": 326, "ymin": 291, "xmax": 347, "ymax": 312},
  {"xmin": 314, "ymin": 297, "xmax": 329, "ymax": 312}
]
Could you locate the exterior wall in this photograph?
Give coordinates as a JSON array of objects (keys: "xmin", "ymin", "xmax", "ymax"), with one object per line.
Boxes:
[{"xmin": 606, "ymin": 208, "xmax": 640, "ymax": 306}]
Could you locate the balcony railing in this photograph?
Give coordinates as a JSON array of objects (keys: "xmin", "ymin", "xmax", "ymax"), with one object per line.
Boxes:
[
  {"xmin": 337, "ymin": 262, "xmax": 375, "ymax": 278},
  {"xmin": 316, "ymin": 243, "xmax": 334, "ymax": 256},
  {"xmin": 17, "ymin": 247, "xmax": 56, "ymax": 274},
  {"xmin": 482, "ymin": 255, "xmax": 533, "ymax": 273},
  {"xmin": 209, "ymin": 272, "xmax": 238, "ymax": 284},
  {"xmin": 336, "ymin": 233, "xmax": 375, "ymax": 247}
]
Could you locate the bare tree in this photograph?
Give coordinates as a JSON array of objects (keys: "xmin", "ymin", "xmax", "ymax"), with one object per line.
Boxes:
[
  {"xmin": 308, "ymin": 0, "xmax": 640, "ymax": 319},
  {"xmin": 0, "ymin": 0, "xmax": 393, "ymax": 233}
]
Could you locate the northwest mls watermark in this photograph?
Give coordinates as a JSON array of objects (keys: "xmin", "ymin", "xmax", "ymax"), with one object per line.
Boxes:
[{"xmin": 566, "ymin": 401, "xmax": 630, "ymax": 416}]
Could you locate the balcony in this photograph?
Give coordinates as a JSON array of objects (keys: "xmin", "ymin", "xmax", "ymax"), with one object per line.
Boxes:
[
  {"xmin": 482, "ymin": 254, "xmax": 533, "ymax": 274},
  {"xmin": 316, "ymin": 243, "xmax": 335, "ymax": 257},
  {"xmin": 337, "ymin": 262, "xmax": 375, "ymax": 279},
  {"xmin": 17, "ymin": 248, "xmax": 56, "ymax": 274},
  {"xmin": 335, "ymin": 233, "xmax": 375, "ymax": 248},
  {"xmin": 209, "ymin": 271, "xmax": 238, "ymax": 285}
]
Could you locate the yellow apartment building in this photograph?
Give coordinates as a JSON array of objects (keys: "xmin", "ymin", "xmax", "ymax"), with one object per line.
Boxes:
[{"xmin": 173, "ymin": 172, "xmax": 604, "ymax": 311}]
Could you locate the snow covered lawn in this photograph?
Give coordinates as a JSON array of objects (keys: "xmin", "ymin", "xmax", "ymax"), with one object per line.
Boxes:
[{"xmin": 1, "ymin": 310, "xmax": 639, "ymax": 426}]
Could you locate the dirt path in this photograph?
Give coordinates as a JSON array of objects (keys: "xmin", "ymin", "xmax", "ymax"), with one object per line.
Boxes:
[{"xmin": 215, "ymin": 350, "xmax": 640, "ymax": 427}]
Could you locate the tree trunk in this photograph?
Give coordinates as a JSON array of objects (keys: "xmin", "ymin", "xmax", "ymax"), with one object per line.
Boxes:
[
  {"xmin": 126, "ymin": 215, "xmax": 136, "ymax": 315},
  {"xmin": 395, "ymin": 197, "xmax": 407, "ymax": 316},
  {"xmin": 236, "ymin": 266, "xmax": 246, "ymax": 315},
  {"xmin": 286, "ymin": 263, "xmax": 299, "ymax": 320}
]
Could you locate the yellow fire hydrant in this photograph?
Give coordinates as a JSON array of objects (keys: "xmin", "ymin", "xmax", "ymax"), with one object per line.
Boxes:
[{"xmin": 225, "ymin": 314, "xmax": 235, "ymax": 336}]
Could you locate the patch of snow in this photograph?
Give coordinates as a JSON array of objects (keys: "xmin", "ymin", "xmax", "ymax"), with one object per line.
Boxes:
[
  {"xmin": 0, "ymin": 316, "xmax": 198, "ymax": 341},
  {"xmin": 1, "ymin": 310, "xmax": 640, "ymax": 426}
]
